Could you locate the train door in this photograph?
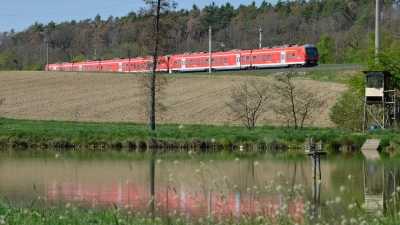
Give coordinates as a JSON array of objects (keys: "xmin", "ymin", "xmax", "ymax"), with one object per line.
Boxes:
[
  {"xmin": 182, "ymin": 58, "xmax": 186, "ymax": 71},
  {"xmin": 119, "ymin": 63, "xmax": 122, "ymax": 72},
  {"xmin": 237, "ymin": 54, "xmax": 241, "ymax": 69},
  {"xmin": 281, "ymin": 52, "xmax": 286, "ymax": 65}
]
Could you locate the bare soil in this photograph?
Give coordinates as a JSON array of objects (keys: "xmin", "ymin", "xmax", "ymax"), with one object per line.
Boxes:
[{"xmin": 0, "ymin": 71, "xmax": 347, "ymax": 127}]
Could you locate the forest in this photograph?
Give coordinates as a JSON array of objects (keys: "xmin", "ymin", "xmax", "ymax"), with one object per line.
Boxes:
[{"xmin": 0, "ymin": 0, "xmax": 399, "ymax": 70}]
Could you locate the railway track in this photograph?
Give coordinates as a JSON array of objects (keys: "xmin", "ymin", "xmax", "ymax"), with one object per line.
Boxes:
[{"xmin": 218, "ymin": 65, "xmax": 363, "ymax": 74}]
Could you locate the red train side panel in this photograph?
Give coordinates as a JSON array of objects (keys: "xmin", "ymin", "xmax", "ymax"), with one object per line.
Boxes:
[{"xmin": 45, "ymin": 44, "xmax": 318, "ymax": 73}]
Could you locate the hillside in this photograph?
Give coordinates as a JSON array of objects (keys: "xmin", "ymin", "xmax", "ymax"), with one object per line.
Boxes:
[{"xmin": 0, "ymin": 71, "xmax": 348, "ymax": 127}]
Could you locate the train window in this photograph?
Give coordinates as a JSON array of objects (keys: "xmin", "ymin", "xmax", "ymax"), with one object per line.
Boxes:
[
  {"xmin": 193, "ymin": 60, "xmax": 196, "ymax": 65},
  {"xmin": 202, "ymin": 59, "xmax": 204, "ymax": 64},
  {"xmin": 292, "ymin": 53, "xmax": 295, "ymax": 59},
  {"xmin": 287, "ymin": 53, "xmax": 290, "ymax": 59},
  {"xmin": 125, "ymin": 64, "xmax": 128, "ymax": 68},
  {"xmin": 253, "ymin": 56, "xmax": 256, "ymax": 61},
  {"xmin": 246, "ymin": 56, "xmax": 249, "ymax": 62},
  {"xmin": 206, "ymin": 59, "xmax": 209, "ymax": 64},
  {"xmin": 144, "ymin": 63, "xmax": 147, "ymax": 68},
  {"xmin": 212, "ymin": 59, "xmax": 214, "ymax": 64},
  {"xmin": 257, "ymin": 56, "xmax": 260, "ymax": 61},
  {"xmin": 241, "ymin": 56, "xmax": 245, "ymax": 62},
  {"xmin": 189, "ymin": 60, "xmax": 191, "ymax": 65},
  {"xmin": 197, "ymin": 60, "xmax": 200, "ymax": 64},
  {"xmin": 298, "ymin": 50, "xmax": 300, "ymax": 55},
  {"xmin": 224, "ymin": 58, "xmax": 227, "ymax": 63},
  {"xmin": 174, "ymin": 61, "xmax": 177, "ymax": 66},
  {"xmin": 215, "ymin": 58, "xmax": 218, "ymax": 64},
  {"xmin": 220, "ymin": 58, "xmax": 223, "ymax": 63},
  {"xmin": 268, "ymin": 55, "xmax": 271, "ymax": 61}
]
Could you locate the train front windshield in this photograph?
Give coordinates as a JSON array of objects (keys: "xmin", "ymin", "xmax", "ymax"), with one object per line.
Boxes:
[{"xmin": 306, "ymin": 48, "xmax": 318, "ymax": 58}]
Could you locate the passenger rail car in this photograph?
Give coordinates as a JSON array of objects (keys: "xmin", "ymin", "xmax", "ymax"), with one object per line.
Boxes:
[{"xmin": 46, "ymin": 44, "xmax": 318, "ymax": 73}]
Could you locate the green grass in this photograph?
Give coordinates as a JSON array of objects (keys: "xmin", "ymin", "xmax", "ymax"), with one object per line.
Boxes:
[{"xmin": 2, "ymin": 117, "xmax": 400, "ymax": 155}]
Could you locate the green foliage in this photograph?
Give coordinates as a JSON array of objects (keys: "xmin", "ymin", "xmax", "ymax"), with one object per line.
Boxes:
[
  {"xmin": 72, "ymin": 54, "xmax": 87, "ymax": 62},
  {"xmin": 317, "ymin": 34, "xmax": 335, "ymax": 64},
  {"xmin": 365, "ymin": 42, "xmax": 400, "ymax": 90},
  {"xmin": 0, "ymin": 49, "xmax": 15, "ymax": 70},
  {"xmin": 330, "ymin": 88, "xmax": 364, "ymax": 132},
  {"xmin": 347, "ymin": 73, "xmax": 365, "ymax": 97}
]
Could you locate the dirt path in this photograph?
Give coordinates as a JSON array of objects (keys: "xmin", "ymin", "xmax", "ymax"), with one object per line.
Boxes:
[{"xmin": 0, "ymin": 71, "xmax": 347, "ymax": 127}]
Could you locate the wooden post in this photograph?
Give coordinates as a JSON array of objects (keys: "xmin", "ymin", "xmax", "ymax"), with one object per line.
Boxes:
[{"xmin": 306, "ymin": 138, "xmax": 326, "ymax": 180}]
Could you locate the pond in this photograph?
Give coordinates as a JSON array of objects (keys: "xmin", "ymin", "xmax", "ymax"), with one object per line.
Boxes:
[{"xmin": 0, "ymin": 149, "xmax": 396, "ymax": 223}]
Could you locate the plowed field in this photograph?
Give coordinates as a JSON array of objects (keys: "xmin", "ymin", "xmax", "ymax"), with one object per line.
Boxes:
[{"xmin": 0, "ymin": 71, "xmax": 347, "ymax": 127}]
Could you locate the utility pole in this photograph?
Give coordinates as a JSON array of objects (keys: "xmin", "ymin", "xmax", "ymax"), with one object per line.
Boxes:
[
  {"xmin": 209, "ymin": 26, "xmax": 212, "ymax": 73},
  {"xmin": 46, "ymin": 42, "xmax": 49, "ymax": 71},
  {"xmin": 375, "ymin": 0, "xmax": 380, "ymax": 55},
  {"xmin": 258, "ymin": 28, "xmax": 262, "ymax": 49}
]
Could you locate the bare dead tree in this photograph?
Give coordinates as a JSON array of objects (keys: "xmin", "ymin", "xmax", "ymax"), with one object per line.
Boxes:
[
  {"xmin": 272, "ymin": 71, "xmax": 325, "ymax": 130},
  {"xmin": 139, "ymin": 0, "xmax": 177, "ymax": 130},
  {"xmin": 226, "ymin": 79, "xmax": 270, "ymax": 130}
]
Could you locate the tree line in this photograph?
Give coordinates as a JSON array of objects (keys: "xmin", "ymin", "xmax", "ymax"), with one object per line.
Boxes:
[{"xmin": 0, "ymin": 0, "xmax": 399, "ymax": 70}]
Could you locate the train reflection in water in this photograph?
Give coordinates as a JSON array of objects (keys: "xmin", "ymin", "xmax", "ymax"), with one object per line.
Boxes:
[{"xmin": 47, "ymin": 180, "xmax": 304, "ymax": 221}]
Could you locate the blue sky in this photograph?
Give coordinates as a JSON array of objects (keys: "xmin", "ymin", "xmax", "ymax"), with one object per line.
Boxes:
[{"xmin": 0, "ymin": 0, "xmax": 276, "ymax": 33}]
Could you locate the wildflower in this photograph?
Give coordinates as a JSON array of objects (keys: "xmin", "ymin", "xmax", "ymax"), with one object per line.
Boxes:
[
  {"xmin": 335, "ymin": 197, "xmax": 341, "ymax": 203},
  {"xmin": 179, "ymin": 124, "xmax": 184, "ymax": 129},
  {"xmin": 211, "ymin": 138, "xmax": 215, "ymax": 143},
  {"xmin": 340, "ymin": 186, "xmax": 346, "ymax": 193},
  {"xmin": 348, "ymin": 174, "xmax": 354, "ymax": 180},
  {"xmin": 210, "ymin": 160, "xmax": 214, "ymax": 163},
  {"xmin": 157, "ymin": 159, "xmax": 162, "ymax": 164},
  {"xmin": 55, "ymin": 154, "xmax": 59, "ymax": 158},
  {"xmin": 174, "ymin": 160, "xmax": 179, "ymax": 164},
  {"xmin": 254, "ymin": 161, "xmax": 259, "ymax": 166},
  {"xmin": 397, "ymin": 186, "xmax": 400, "ymax": 192},
  {"xmin": 350, "ymin": 218, "xmax": 358, "ymax": 224},
  {"xmin": 276, "ymin": 185, "xmax": 282, "ymax": 192},
  {"xmin": 235, "ymin": 158, "xmax": 239, "ymax": 162},
  {"xmin": 233, "ymin": 185, "xmax": 238, "ymax": 189},
  {"xmin": 277, "ymin": 171, "xmax": 283, "ymax": 177}
]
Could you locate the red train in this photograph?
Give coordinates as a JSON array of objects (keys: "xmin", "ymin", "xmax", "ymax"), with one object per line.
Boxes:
[{"xmin": 45, "ymin": 44, "xmax": 319, "ymax": 73}]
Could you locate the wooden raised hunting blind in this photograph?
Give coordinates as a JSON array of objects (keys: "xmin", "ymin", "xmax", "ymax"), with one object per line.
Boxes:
[
  {"xmin": 363, "ymin": 71, "xmax": 398, "ymax": 131},
  {"xmin": 364, "ymin": 71, "xmax": 391, "ymax": 104}
]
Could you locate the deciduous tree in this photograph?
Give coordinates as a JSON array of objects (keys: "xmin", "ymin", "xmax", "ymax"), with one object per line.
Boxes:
[
  {"xmin": 226, "ymin": 79, "xmax": 270, "ymax": 130},
  {"xmin": 272, "ymin": 71, "xmax": 325, "ymax": 130}
]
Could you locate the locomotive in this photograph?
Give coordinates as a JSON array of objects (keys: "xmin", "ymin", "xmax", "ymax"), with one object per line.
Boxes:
[{"xmin": 45, "ymin": 44, "xmax": 319, "ymax": 73}]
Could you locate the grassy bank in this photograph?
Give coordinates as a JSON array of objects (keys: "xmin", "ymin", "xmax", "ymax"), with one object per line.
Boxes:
[{"xmin": 1, "ymin": 117, "xmax": 399, "ymax": 156}]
